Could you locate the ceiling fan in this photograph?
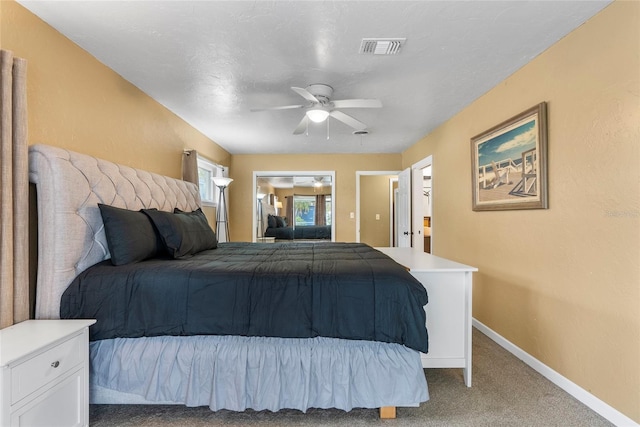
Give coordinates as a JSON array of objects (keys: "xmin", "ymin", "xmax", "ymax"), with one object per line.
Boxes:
[{"xmin": 250, "ymin": 84, "xmax": 382, "ymax": 135}]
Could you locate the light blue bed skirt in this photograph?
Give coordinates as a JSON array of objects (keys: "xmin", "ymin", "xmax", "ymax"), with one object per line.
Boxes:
[{"xmin": 90, "ymin": 335, "xmax": 429, "ymax": 412}]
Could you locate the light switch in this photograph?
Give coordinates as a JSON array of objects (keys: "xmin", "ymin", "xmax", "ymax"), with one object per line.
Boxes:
[
  {"xmin": 375, "ymin": 214, "xmax": 380, "ymax": 220},
  {"xmin": 350, "ymin": 212, "xmax": 355, "ymax": 219}
]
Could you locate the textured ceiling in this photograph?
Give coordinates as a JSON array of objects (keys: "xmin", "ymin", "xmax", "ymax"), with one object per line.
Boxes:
[{"xmin": 18, "ymin": 1, "xmax": 611, "ymax": 155}]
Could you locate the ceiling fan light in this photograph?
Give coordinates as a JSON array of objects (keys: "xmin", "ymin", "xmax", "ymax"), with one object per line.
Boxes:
[{"xmin": 306, "ymin": 108, "xmax": 330, "ymax": 123}]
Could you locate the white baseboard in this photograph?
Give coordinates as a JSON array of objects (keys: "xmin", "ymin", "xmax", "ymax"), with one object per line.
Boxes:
[{"xmin": 472, "ymin": 318, "xmax": 638, "ymax": 427}]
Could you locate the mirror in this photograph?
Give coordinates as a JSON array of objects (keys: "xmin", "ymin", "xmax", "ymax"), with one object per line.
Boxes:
[{"xmin": 253, "ymin": 171, "xmax": 335, "ymax": 242}]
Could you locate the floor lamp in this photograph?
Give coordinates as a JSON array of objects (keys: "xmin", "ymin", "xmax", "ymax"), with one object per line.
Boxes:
[
  {"xmin": 213, "ymin": 177, "xmax": 233, "ymax": 242},
  {"xmin": 256, "ymin": 192, "xmax": 266, "ymax": 239}
]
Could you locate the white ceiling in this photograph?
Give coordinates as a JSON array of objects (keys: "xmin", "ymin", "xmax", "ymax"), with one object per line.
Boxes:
[{"xmin": 18, "ymin": 1, "xmax": 611, "ymax": 155}]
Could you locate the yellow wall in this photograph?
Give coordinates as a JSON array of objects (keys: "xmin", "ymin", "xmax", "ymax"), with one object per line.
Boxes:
[
  {"xmin": 403, "ymin": 1, "xmax": 640, "ymax": 422},
  {"xmin": 1, "ymin": 0, "xmax": 231, "ymax": 223},
  {"xmin": 231, "ymin": 154, "xmax": 402, "ymax": 242}
]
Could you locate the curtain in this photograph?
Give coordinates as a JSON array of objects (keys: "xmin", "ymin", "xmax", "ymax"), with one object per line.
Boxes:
[
  {"xmin": 285, "ymin": 196, "xmax": 293, "ymax": 225},
  {"xmin": 1, "ymin": 50, "xmax": 29, "ymax": 328},
  {"xmin": 182, "ymin": 149, "xmax": 198, "ymax": 185},
  {"xmin": 315, "ymin": 195, "xmax": 326, "ymax": 226}
]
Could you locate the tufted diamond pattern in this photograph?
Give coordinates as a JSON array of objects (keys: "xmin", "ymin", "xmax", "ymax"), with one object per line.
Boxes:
[{"xmin": 29, "ymin": 144, "xmax": 201, "ymax": 319}]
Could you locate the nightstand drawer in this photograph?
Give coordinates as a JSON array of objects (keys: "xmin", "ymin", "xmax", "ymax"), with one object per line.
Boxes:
[
  {"xmin": 10, "ymin": 332, "xmax": 84, "ymax": 404},
  {"xmin": 11, "ymin": 368, "xmax": 84, "ymax": 427}
]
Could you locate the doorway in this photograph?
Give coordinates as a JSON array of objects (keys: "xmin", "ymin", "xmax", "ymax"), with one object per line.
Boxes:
[{"xmin": 355, "ymin": 171, "xmax": 400, "ymax": 246}]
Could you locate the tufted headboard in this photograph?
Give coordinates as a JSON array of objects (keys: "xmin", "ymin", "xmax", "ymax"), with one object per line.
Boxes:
[{"xmin": 29, "ymin": 144, "xmax": 201, "ymax": 319}]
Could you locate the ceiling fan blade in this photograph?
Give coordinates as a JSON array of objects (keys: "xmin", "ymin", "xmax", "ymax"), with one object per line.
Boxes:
[
  {"xmin": 329, "ymin": 110, "xmax": 367, "ymax": 130},
  {"xmin": 293, "ymin": 115, "xmax": 309, "ymax": 135},
  {"xmin": 332, "ymin": 99, "xmax": 382, "ymax": 109},
  {"xmin": 250, "ymin": 104, "xmax": 305, "ymax": 112},
  {"xmin": 291, "ymin": 87, "xmax": 319, "ymax": 103}
]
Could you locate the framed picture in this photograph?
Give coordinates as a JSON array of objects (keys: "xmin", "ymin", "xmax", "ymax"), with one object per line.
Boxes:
[{"xmin": 471, "ymin": 102, "xmax": 548, "ymax": 211}]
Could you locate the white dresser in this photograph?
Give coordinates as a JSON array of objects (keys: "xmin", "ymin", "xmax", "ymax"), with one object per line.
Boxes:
[
  {"xmin": 0, "ymin": 319, "xmax": 96, "ymax": 427},
  {"xmin": 376, "ymin": 247, "xmax": 477, "ymax": 387}
]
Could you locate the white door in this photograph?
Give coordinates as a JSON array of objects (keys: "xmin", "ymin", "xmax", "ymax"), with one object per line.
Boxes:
[
  {"xmin": 396, "ymin": 168, "xmax": 411, "ymax": 247},
  {"xmin": 412, "ymin": 167, "xmax": 425, "ymax": 251},
  {"xmin": 411, "ymin": 155, "xmax": 433, "ymax": 253}
]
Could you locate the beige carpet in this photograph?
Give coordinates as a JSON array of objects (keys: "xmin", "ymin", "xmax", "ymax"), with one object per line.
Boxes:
[{"xmin": 89, "ymin": 328, "xmax": 612, "ymax": 426}]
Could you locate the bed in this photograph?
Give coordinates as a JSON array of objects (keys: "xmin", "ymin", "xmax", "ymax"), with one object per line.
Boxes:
[
  {"xmin": 29, "ymin": 144, "xmax": 429, "ymax": 417},
  {"xmin": 264, "ymin": 215, "xmax": 331, "ymax": 240}
]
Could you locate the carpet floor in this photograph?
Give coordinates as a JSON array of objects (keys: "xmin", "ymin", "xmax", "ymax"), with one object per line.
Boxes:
[{"xmin": 89, "ymin": 328, "xmax": 612, "ymax": 426}]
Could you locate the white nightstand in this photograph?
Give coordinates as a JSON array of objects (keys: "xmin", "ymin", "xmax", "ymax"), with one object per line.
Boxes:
[
  {"xmin": 0, "ymin": 319, "xmax": 96, "ymax": 427},
  {"xmin": 256, "ymin": 237, "xmax": 276, "ymax": 243}
]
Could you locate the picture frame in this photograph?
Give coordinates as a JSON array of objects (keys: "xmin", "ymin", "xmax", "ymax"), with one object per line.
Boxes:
[{"xmin": 471, "ymin": 102, "xmax": 548, "ymax": 211}]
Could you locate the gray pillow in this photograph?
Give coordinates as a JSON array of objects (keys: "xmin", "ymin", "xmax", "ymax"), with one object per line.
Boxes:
[
  {"xmin": 98, "ymin": 204, "xmax": 162, "ymax": 265},
  {"xmin": 143, "ymin": 208, "xmax": 217, "ymax": 258}
]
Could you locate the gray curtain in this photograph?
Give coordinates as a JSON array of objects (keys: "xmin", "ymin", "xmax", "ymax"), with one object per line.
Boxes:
[
  {"xmin": 182, "ymin": 149, "xmax": 198, "ymax": 186},
  {"xmin": 285, "ymin": 196, "xmax": 293, "ymax": 225},
  {"xmin": 1, "ymin": 50, "xmax": 29, "ymax": 328},
  {"xmin": 315, "ymin": 195, "xmax": 326, "ymax": 226}
]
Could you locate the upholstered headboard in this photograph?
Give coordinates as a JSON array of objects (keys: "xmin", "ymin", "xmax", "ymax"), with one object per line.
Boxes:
[
  {"xmin": 260, "ymin": 201, "xmax": 276, "ymax": 235},
  {"xmin": 29, "ymin": 144, "xmax": 201, "ymax": 319}
]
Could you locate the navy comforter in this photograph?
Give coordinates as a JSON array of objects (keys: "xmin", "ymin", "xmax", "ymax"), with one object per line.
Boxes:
[{"xmin": 61, "ymin": 242, "xmax": 429, "ymax": 353}]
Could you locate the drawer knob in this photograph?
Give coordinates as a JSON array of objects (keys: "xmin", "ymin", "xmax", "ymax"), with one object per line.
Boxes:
[{"xmin": 51, "ymin": 361, "xmax": 60, "ymax": 368}]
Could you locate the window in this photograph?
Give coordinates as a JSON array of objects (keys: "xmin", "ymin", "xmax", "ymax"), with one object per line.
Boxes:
[
  {"xmin": 325, "ymin": 196, "xmax": 332, "ymax": 225},
  {"xmin": 293, "ymin": 196, "xmax": 315, "ymax": 226},
  {"xmin": 197, "ymin": 156, "xmax": 224, "ymax": 206}
]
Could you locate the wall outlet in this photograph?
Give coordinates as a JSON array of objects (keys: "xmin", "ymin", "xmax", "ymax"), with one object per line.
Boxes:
[
  {"xmin": 376, "ymin": 214, "xmax": 380, "ymax": 220},
  {"xmin": 350, "ymin": 212, "xmax": 355, "ymax": 219}
]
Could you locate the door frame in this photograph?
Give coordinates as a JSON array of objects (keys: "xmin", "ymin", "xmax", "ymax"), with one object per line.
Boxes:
[
  {"xmin": 389, "ymin": 176, "xmax": 398, "ymax": 246},
  {"xmin": 355, "ymin": 170, "xmax": 400, "ymax": 244}
]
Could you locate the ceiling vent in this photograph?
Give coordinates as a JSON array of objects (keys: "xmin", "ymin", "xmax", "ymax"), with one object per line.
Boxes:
[{"xmin": 359, "ymin": 38, "xmax": 406, "ymax": 55}]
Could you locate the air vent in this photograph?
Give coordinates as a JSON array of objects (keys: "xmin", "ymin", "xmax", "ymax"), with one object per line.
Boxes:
[{"xmin": 359, "ymin": 38, "xmax": 406, "ymax": 55}]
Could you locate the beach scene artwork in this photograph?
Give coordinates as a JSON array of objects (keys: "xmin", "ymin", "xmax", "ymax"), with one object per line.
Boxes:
[{"xmin": 471, "ymin": 103, "xmax": 547, "ymax": 211}]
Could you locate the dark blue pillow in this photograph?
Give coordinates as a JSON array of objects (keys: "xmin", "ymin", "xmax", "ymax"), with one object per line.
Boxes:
[
  {"xmin": 98, "ymin": 204, "xmax": 162, "ymax": 265},
  {"xmin": 143, "ymin": 208, "xmax": 217, "ymax": 258},
  {"xmin": 275, "ymin": 216, "xmax": 286, "ymax": 228},
  {"xmin": 267, "ymin": 214, "xmax": 277, "ymax": 228}
]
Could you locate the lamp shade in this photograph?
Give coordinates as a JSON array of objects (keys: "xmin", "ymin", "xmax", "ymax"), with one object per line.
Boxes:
[
  {"xmin": 306, "ymin": 108, "xmax": 330, "ymax": 123},
  {"xmin": 276, "ymin": 201, "xmax": 283, "ymax": 209},
  {"xmin": 212, "ymin": 177, "xmax": 233, "ymax": 187}
]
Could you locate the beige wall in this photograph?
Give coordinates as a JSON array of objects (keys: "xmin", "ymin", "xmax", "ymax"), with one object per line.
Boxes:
[
  {"xmin": 403, "ymin": 1, "xmax": 640, "ymax": 422},
  {"xmin": 231, "ymin": 154, "xmax": 402, "ymax": 242},
  {"xmin": 274, "ymin": 188, "xmax": 291, "ymax": 217},
  {"xmin": 1, "ymin": 0, "xmax": 231, "ymax": 223},
  {"xmin": 360, "ymin": 175, "xmax": 395, "ymax": 247}
]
